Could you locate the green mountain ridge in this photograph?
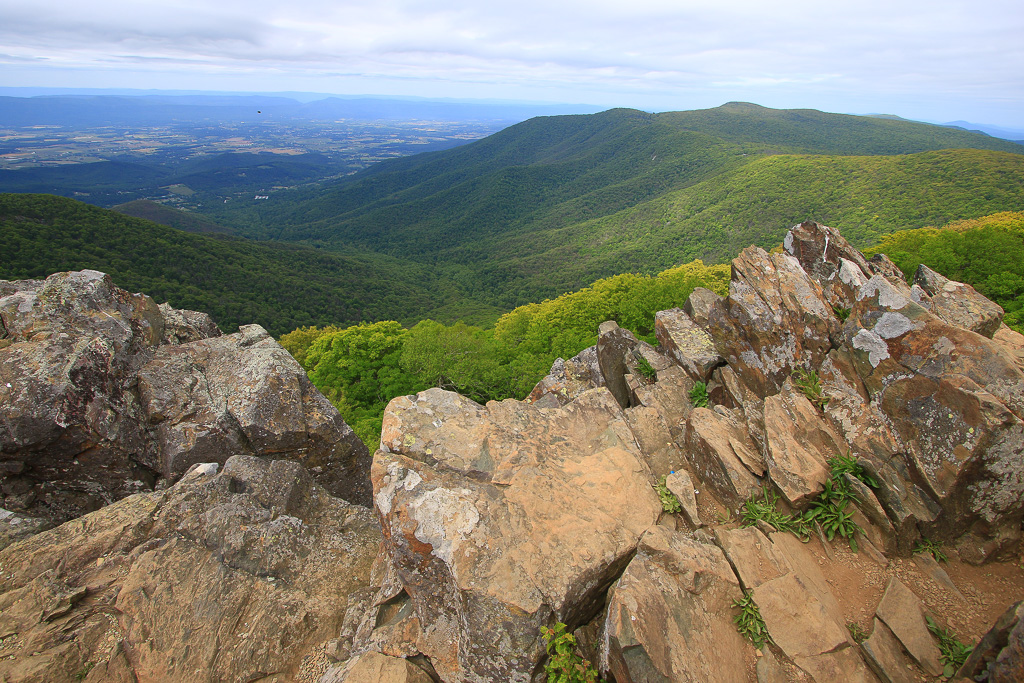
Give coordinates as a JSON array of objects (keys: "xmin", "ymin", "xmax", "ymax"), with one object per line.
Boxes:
[
  {"xmin": 0, "ymin": 194, "xmax": 502, "ymax": 336},
  {"xmin": 197, "ymin": 103, "xmax": 1024, "ymax": 308}
]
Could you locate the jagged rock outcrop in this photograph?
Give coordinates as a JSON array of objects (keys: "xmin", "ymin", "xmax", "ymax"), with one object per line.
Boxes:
[
  {"xmin": 6, "ymin": 221, "xmax": 1024, "ymax": 683},
  {"xmin": 958, "ymin": 600, "xmax": 1024, "ymax": 681},
  {"xmin": 0, "ymin": 455, "xmax": 380, "ymax": 682},
  {"xmin": 602, "ymin": 526, "xmax": 748, "ymax": 682},
  {"xmin": 368, "ymin": 387, "xmax": 661, "ymax": 682},
  {"xmin": 0, "ymin": 270, "xmax": 371, "ymax": 534}
]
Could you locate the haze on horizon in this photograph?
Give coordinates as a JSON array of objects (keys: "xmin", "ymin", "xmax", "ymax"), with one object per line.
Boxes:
[{"xmin": 0, "ymin": 0, "xmax": 1022, "ymax": 128}]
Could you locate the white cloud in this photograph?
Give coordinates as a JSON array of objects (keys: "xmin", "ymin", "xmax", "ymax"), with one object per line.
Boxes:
[{"xmin": 0, "ymin": 0, "xmax": 1021, "ymax": 124}]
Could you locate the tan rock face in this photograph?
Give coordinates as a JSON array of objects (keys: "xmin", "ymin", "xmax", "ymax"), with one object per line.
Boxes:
[
  {"xmin": 874, "ymin": 577, "xmax": 943, "ymax": 677},
  {"xmin": 914, "ymin": 263, "xmax": 1004, "ymax": 338},
  {"xmin": 685, "ymin": 407, "xmax": 764, "ymax": 506},
  {"xmin": 602, "ymin": 526, "xmax": 750, "ymax": 682},
  {"xmin": 717, "ymin": 527, "xmax": 876, "ymax": 682},
  {"xmin": 0, "ymin": 271, "xmax": 372, "ymax": 528},
  {"xmin": 763, "ymin": 381, "xmax": 846, "ymax": 507},
  {"xmin": 708, "ymin": 246, "xmax": 839, "ymax": 399},
  {"xmin": 137, "ymin": 324, "xmax": 371, "ymax": 506},
  {"xmin": 320, "ymin": 651, "xmax": 435, "ymax": 683},
  {"xmin": 654, "ymin": 307, "xmax": 721, "ymax": 382},
  {"xmin": 845, "ymin": 275, "xmax": 1024, "ymax": 560},
  {"xmin": 0, "ymin": 455, "xmax": 380, "ymax": 683},
  {"xmin": 526, "ymin": 345, "xmax": 604, "ymax": 407},
  {"xmin": 372, "ymin": 388, "xmax": 661, "ymax": 683}
]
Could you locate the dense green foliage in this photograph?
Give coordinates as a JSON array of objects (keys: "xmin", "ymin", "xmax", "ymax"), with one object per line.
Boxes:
[
  {"xmin": 866, "ymin": 212, "xmax": 1024, "ymax": 331},
  {"xmin": 540, "ymin": 622, "xmax": 604, "ymax": 683},
  {"xmin": 199, "ymin": 104, "xmax": 1024, "ymax": 310},
  {"xmin": 282, "ymin": 259, "xmax": 729, "ymax": 447},
  {"xmin": 0, "ymin": 193, "xmax": 502, "ymax": 336}
]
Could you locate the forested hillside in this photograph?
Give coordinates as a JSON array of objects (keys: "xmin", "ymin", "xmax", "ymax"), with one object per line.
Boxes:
[
  {"xmin": 0, "ymin": 194, "xmax": 503, "ymax": 336},
  {"xmin": 201, "ymin": 103, "xmax": 1024, "ymax": 309}
]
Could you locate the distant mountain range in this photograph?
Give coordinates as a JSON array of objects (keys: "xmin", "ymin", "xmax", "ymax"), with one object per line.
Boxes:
[
  {"xmin": 201, "ymin": 102, "xmax": 1024, "ymax": 309},
  {"xmin": 4, "ymin": 101, "xmax": 1024, "ymax": 332},
  {"xmin": 0, "ymin": 92, "xmax": 602, "ymax": 127},
  {"xmin": 942, "ymin": 120, "xmax": 1024, "ymax": 142}
]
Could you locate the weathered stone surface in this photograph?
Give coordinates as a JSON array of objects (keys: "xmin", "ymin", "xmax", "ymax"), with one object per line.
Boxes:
[
  {"xmin": 0, "ymin": 455, "xmax": 380, "ymax": 683},
  {"xmin": 785, "ymin": 220, "xmax": 881, "ymax": 310},
  {"xmin": 137, "ymin": 324, "xmax": 371, "ymax": 506},
  {"xmin": 526, "ymin": 345, "xmax": 604, "ymax": 407},
  {"xmin": 875, "ymin": 577, "xmax": 943, "ymax": 677},
  {"xmin": 862, "ymin": 617, "xmax": 917, "ymax": 683},
  {"xmin": 373, "ymin": 387, "xmax": 661, "ymax": 683},
  {"xmin": 665, "ymin": 469, "xmax": 702, "ymax": 527},
  {"xmin": 763, "ymin": 380, "xmax": 847, "ymax": 507},
  {"xmin": 718, "ymin": 527, "xmax": 876, "ymax": 682},
  {"xmin": 320, "ymin": 651, "xmax": 435, "ymax": 683},
  {"xmin": 597, "ymin": 321, "xmax": 639, "ymax": 409},
  {"xmin": 0, "ymin": 270, "xmax": 372, "ymax": 531},
  {"xmin": 602, "ymin": 526, "xmax": 750, "ymax": 682},
  {"xmin": 1, "ymin": 271, "xmax": 168, "ymax": 522},
  {"xmin": 685, "ymin": 407, "xmax": 764, "ymax": 506},
  {"xmin": 957, "ymin": 600, "xmax": 1024, "ymax": 683},
  {"xmin": 156, "ymin": 302, "xmax": 221, "ymax": 345},
  {"xmin": 626, "ymin": 365, "xmax": 693, "ymax": 477},
  {"xmin": 683, "ymin": 286, "xmax": 722, "ymax": 328},
  {"xmin": 845, "ymin": 275, "xmax": 1024, "ymax": 561},
  {"xmin": 655, "ymin": 307, "xmax": 722, "ymax": 382},
  {"xmin": 708, "ymin": 246, "xmax": 839, "ymax": 399},
  {"xmin": 0, "ymin": 507, "xmax": 51, "ymax": 552},
  {"xmin": 914, "ymin": 264, "xmax": 1004, "ymax": 338},
  {"xmin": 993, "ymin": 324, "xmax": 1024, "ymax": 374}
]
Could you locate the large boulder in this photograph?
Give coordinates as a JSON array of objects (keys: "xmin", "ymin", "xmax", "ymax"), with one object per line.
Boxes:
[
  {"xmin": 844, "ymin": 275, "xmax": 1024, "ymax": 561},
  {"xmin": 372, "ymin": 388, "xmax": 662, "ymax": 682},
  {"xmin": 0, "ymin": 455, "xmax": 381, "ymax": 683},
  {"xmin": 913, "ymin": 264, "xmax": 1004, "ymax": 338},
  {"xmin": 0, "ymin": 271, "xmax": 371, "ymax": 529},
  {"xmin": 708, "ymin": 246, "xmax": 839, "ymax": 399},
  {"xmin": 602, "ymin": 526, "xmax": 750, "ymax": 682},
  {"xmin": 136, "ymin": 324, "xmax": 371, "ymax": 506}
]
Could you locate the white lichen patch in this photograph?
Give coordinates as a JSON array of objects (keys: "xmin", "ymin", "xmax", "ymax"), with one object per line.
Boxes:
[
  {"xmin": 859, "ymin": 275, "xmax": 910, "ymax": 310},
  {"xmin": 853, "ymin": 329, "xmax": 890, "ymax": 368},
  {"xmin": 784, "ymin": 230, "xmax": 795, "ymax": 254},
  {"xmin": 874, "ymin": 312, "xmax": 913, "ymax": 339},
  {"xmin": 838, "ymin": 258, "xmax": 867, "ymax": 288},
  {"xmin": 408, "ymin": 487, "xmax": 481, "ymax": 567},
  {"xmin": 375, "ymin": 460, "xmax": 421, "ymax": 516}
]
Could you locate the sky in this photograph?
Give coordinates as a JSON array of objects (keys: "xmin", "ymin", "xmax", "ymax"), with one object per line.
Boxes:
[{"xmin": 1, "ymin": 0, "xmax": 1022, "ymax": 127}]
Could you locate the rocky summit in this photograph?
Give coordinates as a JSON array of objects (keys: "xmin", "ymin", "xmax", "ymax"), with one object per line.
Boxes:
[{"xmin": 3, "ymin": 222, "xmax": 1024, "ymax": 682}]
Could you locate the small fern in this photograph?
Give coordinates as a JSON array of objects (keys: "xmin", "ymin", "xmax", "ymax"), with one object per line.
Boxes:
[{"xmin": 793, "ymin": 368, "xmax": 828, "ymax": 409}]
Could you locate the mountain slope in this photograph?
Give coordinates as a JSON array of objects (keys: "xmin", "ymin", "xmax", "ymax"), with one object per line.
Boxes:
[{"xmin": 0, "ymin": 194, "xmax": 500, "ymax": 336}]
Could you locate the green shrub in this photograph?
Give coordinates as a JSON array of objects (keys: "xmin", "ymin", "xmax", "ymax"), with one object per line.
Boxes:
[
  {"xmin": 914, "ymin": 538, "xmax": 948, "ymax": 563},
  {"xmin": 635, "ymin": 354, "xmax": 657, "ymax": 380},
  {"xmin": 540, "ymin": 622, "xmax": 604, "ymax": 683},
  {"xmin": 926, "ymin": 616, "xmax": 973, "ymax": 678},
  {"xmin": 792, "ymin": 368, "xmax": 828, "ymax": 410}
]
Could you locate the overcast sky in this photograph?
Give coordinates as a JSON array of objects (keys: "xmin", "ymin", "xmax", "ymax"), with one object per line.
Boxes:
[{"xmin": 1, "ymin": 0, "xmax": 1022, "ymax": 126}]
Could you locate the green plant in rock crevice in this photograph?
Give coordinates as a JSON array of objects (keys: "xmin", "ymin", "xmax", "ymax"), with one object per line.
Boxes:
[
  {"xmin": 792, "ymin": 367, "xmax": 828, "ymax": 410},
  {"xmin": 926, "ymin": 616, "xmax": 973, "ymax": 678},
  {"xmin": 914, "ymin": 538, "xmax": 948, "ymax": 563},
  {"xmin": 689, "ymin": 381, "xmax": 710, "ymax": 408},
  {"xmin": 732, "ymin": 591, "xmax": 772, "ymax": 649},
  {"xmin": 541, "ymin": 622, "xmax": 605, "ymax": 683},
  {"xmin": 635, "ymin": 354, "xmax": 657, "ymax": 380},
  {"xmin": 739, "ymin": 455, "xmax": 868, "ymax": 551},
  {"xmin": 655, "ymin": 475, "xmax": 683, "ymax": 513}
]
